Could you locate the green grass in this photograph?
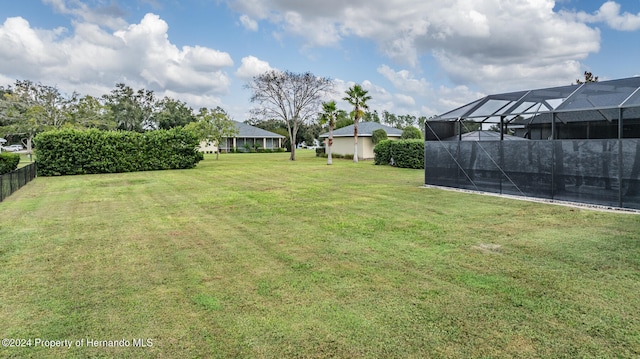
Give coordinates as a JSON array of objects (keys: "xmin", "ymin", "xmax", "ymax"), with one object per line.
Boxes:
[{"xmin": 1, "ymin": 149, "xmax": 639, "ymax": 358}]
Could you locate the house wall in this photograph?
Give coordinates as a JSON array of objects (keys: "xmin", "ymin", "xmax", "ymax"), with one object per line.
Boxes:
[
  {"xmin": 328, "ymin": 136, "xmax": 400, "ymax": 159},
  {"xmin": 199, "ymin": 141, "xmax": 218, "ymax": 153},
  {"xmin": 200, "ymin": 137, "xmax": 283, "ymax": 153}
]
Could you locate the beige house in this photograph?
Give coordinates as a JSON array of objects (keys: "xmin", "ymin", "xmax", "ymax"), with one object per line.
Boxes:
[
  {"xmin": 199, "ymin": 121, "xmax": 285, "ymax": 153},
  {"xmin": 319, "ymin": 122, "xmax": 403, "ymax": 160}
]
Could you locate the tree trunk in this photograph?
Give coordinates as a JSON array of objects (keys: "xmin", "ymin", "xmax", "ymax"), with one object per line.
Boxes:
[
  {"xmin": 289, "ymin": 121, "xmax": 297, "ymax": 161},
  {"xmin": 327, "ymin": 130, "xmax": 333, "ymax": 165},
  {"xmin": 22, "ymin": 136, "xmax": 33, "ymax": 154},
  {"xmin": 216, "ymin": 149, "xmax": 219, "ymax": 160},
  {"xmin": 290, "ymin": 145, "xmax": 296, "ymax": 161},
  {"xmin": 353, "ymin": 121, "xmax": 359, "ymax": 163}
]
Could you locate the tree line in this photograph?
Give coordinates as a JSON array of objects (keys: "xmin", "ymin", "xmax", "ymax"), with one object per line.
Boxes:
[
  {"xmin": 245, "ymin": 71, "xmax": 429, "ymax": 162},
  {"xmin": 1, "ymin": 74, "xmax": 431, "ymax": 161},
  {"xmin": 0, "ymin": 80, "xmax": 230, "ymax": 153}
]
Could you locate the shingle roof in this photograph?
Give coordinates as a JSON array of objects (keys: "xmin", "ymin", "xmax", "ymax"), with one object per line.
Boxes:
[
  {"xmin": 233, "ymin": 121, "xmax": 285, "ymax": 138},
  {"xmin": 319, "ymin": 122, "xmax": 403, "ymax": 138}
]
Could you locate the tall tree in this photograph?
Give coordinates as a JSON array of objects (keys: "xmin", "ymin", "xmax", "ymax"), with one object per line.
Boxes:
[
  {"xmin": 184, "ymin": 106, "xmax": 238, "ymax": 160},
  {"xmin": 318, "ymin": 100, "xmax": 338, "ymax": 165},
  {"xmin": 0, "ymin": 80, "xmax": 75, "ymax": 153},
  {"xmin": 363, "ymin": 109, "xmax": 381, "ymax": 123},
  {"xmin": 334, "ymin": 109, "xmax": 352, "ymax": 130},
  {"xmin": 382, "ymin": 110, "xmax": 400, "ymax": 128},
  {"xmin": 576, "ymin": 71, "xmax": 599, "ymax": 84},
  {"xmin": 156, "ymin": 97, "xmax": 196, "ymax": 129},
  {"xmin": 343, "ymin": 84, "xmax": 371, "ymax": 163},
  {"xmin": 69, "ymin": 95, "xmax": 115, "ymax": 130},
  {"xmin": 246, "ymin": 70, "xmax": 334, "ymax": 161},
  {"xmin": 103, "ymin": 83, "xmax": 158, "ymax": 132}
]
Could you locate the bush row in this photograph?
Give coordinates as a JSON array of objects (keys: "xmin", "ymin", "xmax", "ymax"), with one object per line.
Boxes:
[
  {"xmin": 228, "ymin": 147, "xmax": 287, "ymax": 153},
  {"xmin": 316, "ymin": 152, "xmax": 354, "ymax": 160},
  {"xmin": 374, "ymin": 139, "xmax": 424, "ymax": 169},
  {"xmin": 0, "ymin": 152, "xmax": 20, "ymax": 175},
  {"xmin": 34, "ymin": 128, "xmax": 203, "ymax": 176}
]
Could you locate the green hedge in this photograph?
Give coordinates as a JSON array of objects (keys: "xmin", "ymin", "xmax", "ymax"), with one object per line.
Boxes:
[
  {"xmin": 0, "ymin": 152, "xmax": 20, "ymax": 175},
  {"xmin": 34, "ymin": 128, "xmax": 203, "ymax": 176},
  {"xmin": 372, "ymin": 129, "xmax": 388, "ymax": 144},
  {"xmin": 374, "ymin": 139, "xmax": 424, "ymax": 169},
  {"xmin": 373, "ymin": 140, "xmax": 393, "ymax": 165}
]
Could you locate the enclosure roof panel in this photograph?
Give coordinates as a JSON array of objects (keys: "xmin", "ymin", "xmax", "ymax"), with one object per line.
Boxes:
[
  {"xmin": 432, "ymin": 77, "xmax": 640, "ymax": 121},
  {"xmin": 443, "ymin": 131, "xmax": 527, "ymax": 141}
]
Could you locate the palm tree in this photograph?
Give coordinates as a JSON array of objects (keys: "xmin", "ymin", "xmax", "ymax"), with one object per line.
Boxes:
[
  {"xmin": 343, "ymin": 84, "xmax": 371, "ymax": 163},
  {"xmin": 319, "ymin": 101, "xmax": 338, "ymax": 165}
]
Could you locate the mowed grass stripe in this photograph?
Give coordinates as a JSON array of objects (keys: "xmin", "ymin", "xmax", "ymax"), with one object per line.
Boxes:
[{"xmin": 0, "ymin": 150, "xmax": 639, "ymax": 358}]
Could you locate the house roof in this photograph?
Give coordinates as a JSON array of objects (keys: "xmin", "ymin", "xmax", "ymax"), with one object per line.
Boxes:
[
  {"xmin": 319, "ymin": 122, "xmax": 404, "ymax": 138},
  {"xmin": 233, "ymin": 121, "xmax": 285, "ymax": 138}
]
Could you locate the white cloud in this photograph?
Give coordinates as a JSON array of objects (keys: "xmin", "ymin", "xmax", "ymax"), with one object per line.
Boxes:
[
  {"xmin": 235, "ymin": 56, "xmax": 275, "ymax": 80},
  {"xmin": 280, "ymin": 11, "xmax": 341, "ymax": 48},
  {"xmin": 571, "ymin": 1, "xmax": 640, "ymax": 31},
  {"xmin": 377, "ymin": 65, "xmax": 429, "ymax": 94},
  {"xmin": 0, "ymin": 17, "xmax": 66, "ymax": 74},
  {"xmin": 229, "ymin": 0, "xmax": 602, "ymax": 90},
  {"xmin": 43, "ymin": 0, "xmax": 127, "ymax": 30},
  {"xmin": 239, "ymin": 14, "xmax": 258, "ymax": 31},
  {"xmin": 394, "ymin": 93, "xmax": 415, "ymax": 107},
  {"xmin": 0, "ymin": 11, "xmax": 234, "ymax": 102}
]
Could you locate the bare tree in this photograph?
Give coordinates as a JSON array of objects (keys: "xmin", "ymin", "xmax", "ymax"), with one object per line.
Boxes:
[{"xmin": 246, "ymin": 70, "xmax": 334, "ymax": 161}]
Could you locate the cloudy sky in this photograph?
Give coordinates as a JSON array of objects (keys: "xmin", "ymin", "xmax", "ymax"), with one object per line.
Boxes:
[{"xmin": 1, "ymin": 0, "xmax": 639, "ymax": 121}]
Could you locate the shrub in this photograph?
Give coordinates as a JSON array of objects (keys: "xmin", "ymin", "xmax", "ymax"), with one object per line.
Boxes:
[
  {"xmin": 390, "ymin": 139, "xmax": 424, "ymax": 169},
  {"xmin": 315, "ymin": 147, "xmax": 325, "ymax": 157},
  {"xmin": 0, "ymin": 152, "xmax": 20, "ymax": 175},
  {"xmin": 373, "ymin": 140, "xmax": 393, "ymax": 165},
  {"xmin": 401, "ymin": 126, "xmax": 423, "ymax": 140},
  {"xmin": 34, "ymin": 128, "xmax": 203, "ymax": 176},
  {"xmin": 371, "ymin": 129, "xmax": 388, "ymax": 145},
  {"xmin": 374, "ymin": 139, "xmax": 424, "ymax": 169}
]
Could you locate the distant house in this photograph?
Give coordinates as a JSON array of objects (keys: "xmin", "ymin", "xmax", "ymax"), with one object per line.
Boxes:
[
  {"xmin": 199, "ymin": 121, "xmax": 285, "ymax": 153},
  {"xmin": 319, "ymin": 122, "xmax": 403, "ymax": 160}
]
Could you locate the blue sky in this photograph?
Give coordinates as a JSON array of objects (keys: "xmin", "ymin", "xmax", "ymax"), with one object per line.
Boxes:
[{"xmin": 1, "ymin": 0, "xmax": 639, "ymax": 121}]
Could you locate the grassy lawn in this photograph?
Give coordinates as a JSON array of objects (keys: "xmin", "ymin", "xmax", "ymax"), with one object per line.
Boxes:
[{"xmin": 1, "ymin": 149, "xmax": 639, "ymax": 358}]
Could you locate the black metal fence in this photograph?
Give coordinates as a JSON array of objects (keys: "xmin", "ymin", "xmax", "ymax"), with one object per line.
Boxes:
[
  {"xmin": 0, "ymin": 162, "xmax": 37, "ymax": 202},
  {"xmin": 425, "ymin": 139, "xmax": 640, "ymax": 210}
]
